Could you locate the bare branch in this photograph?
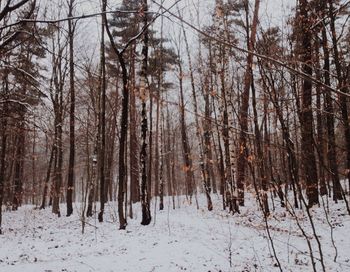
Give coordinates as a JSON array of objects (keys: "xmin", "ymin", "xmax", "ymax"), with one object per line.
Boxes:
[{"xmin": 151, "ymin": 0, "xmax": 350, "ymax": 98}]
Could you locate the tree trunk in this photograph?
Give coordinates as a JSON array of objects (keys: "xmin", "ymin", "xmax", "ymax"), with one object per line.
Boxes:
[
  {"xmin": 321, "ymin": 19, "xmax": 341, "ymax": 201},
  {"xmin": 236, "ymin": 0, "xmax": 260, "ymax": 206},
  {"xmin": 129, "ymin": 44, "xmax": 140, "ymax": 204},
  {"xmin": 140, "ymin": 0, "xmax": 151, "ymax": 225},
  {"xmin": 298, "ymin": 0, "xmax": 319, "ymax": 207},
  {"xmin": 0, "ymin": 92, "xmax": 8, "ymax": 234},
  {"xmin": 178, "ymin": 59, "xmax": 194, "ymax": 202},
  {"xmin": 40, "ymin": 145, "xmax": 55, "ymax": 209},
  {"xmin": 98, "ymin": 0, "xmax": 107, "ymax": 222},
  {"xmin": 66, "ymin": 0, "xmax": 76, "ymax": 217},
  {"xmin": 328, "ymin": 0, "xmax": 348, "ymax": 200}
]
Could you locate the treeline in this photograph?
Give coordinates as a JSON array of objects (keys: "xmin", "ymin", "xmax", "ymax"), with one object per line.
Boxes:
[{"xmin": 1, "ymin": 0, "xmax": 350, "ymax": 233}]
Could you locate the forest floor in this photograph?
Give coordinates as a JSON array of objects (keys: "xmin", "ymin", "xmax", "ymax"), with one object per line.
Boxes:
[{"xmin": 0, "ymin": 193, "xmax": 349, "ymax": 272}]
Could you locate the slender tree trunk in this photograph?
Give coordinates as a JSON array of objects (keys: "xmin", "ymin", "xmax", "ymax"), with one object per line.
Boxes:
[
  {"xmin": 212, "ymin": 94, "xmax": 226, "ymax": 209},
  {"xmin": 321, "ymin": 20, "xmax": 341, "ymax": 201},
  {"xmin": 12, "ymin": 102, "xmax": 25, "ymax": 210},
  {"xmin": 66, "ymin": 0, "xmax": 76, "ymax": 217},
  {"xmin": 140, "ymin": 0, "xmax": 151, "ymax": 226},
  {"xmin": 52, "ymin": 99, "xmax": 63, "ymax": 217},
  {"xmin": 178, "ymin": 59, "xmax": 194, "ymax": 202},
  {"xmin": 103, "ymin": 3, "xmax": 131, "ymax": 229},
  {"xmin": 0, "ymin": 92, "xmax": 8, "ymax": 234},
  {"xmin": 40, "ymin": 145, "xmax": 55, "ymax": 209},
  {"xmin": 31, "ymin": 117, "xmax": 36, "ymax": 205},
  {"xmin": 129, "ymin": 44, "xmax": 139, "ymax": 204},
  {"xmin": 180, "ymin": 15, "xmax": 212, "ymax": 210},
  {"xmin": 251, "ymin": 76, "xmax": 269, "ymax": 215},
  {"xmin": 328, "ymin": 0, "xmax": 348, "ymax": 200},
  {"xmin": 259, "ymin": 62, "xmax": 299, "ymax": 208},
  {"xmin": 314, "ymin": 39, "xmax": 327, "ymax": 196},
  {"xmin": 98, "ymin": 0, "xmax": 107, "ymax": 222},
  {"xmin": 236, "ymin": 0, "xmax": 260, "ymax": 206},
  {"xmin": 159, "ymin": 109, "xmax": 164, "ymax": 210},
  {"xmin": 219, "ymin": 50, "xmax": 238, "ymax": 213}
]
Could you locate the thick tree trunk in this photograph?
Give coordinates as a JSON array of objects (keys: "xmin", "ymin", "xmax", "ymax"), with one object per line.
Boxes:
[
  {"xmin": 298, "ymin": 0, "xmax": 319, "ymax": 207},
  {"xmin": 236, "ymin": 0, "xmax": 260, "ymax": 206}
]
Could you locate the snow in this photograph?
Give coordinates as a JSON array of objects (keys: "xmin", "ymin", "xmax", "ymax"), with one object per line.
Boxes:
[{"xmin": 1, "ymin": 194, "xmax": 350, "ymax": 272}]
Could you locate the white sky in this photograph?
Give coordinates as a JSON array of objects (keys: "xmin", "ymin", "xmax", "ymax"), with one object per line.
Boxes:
[{"xmin": 35, "ymin": 0, "xmax": 296, "ymax": 65}]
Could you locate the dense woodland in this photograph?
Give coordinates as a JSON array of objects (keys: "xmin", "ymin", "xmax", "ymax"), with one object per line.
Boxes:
[{"xmin": 1, "ymin": 0, "xmax": 350, "ymax": 270}]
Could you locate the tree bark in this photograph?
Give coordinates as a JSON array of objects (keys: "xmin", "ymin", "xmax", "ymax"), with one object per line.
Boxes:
[
  {"xmin": 140, "ymin": 0, "xmax": 151, "ymax": 225},
  {"xmin": 298, "ymin": 0, "xmax": 319, "ymax": 207},
  {"xmin": 66, "ymin": 0, "xmax": 75, "ymax": 217},
  {"xmin": 236, "ymin": 0, "xmax": 260, "ymax": 206},
  {"xmin": 98, "ymin": 0, "xmax": 107, "ymax": 222}
]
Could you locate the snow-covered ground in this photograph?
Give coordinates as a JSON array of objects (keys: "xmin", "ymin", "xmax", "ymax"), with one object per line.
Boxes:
[{"xmin": 0, "ymin": 194, "xmax": 349, "ymax": 272}]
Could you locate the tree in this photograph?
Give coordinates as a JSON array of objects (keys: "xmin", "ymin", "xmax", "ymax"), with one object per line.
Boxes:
[
  {"xmin": 98, "ymin": 0, "xmax": 107, "ymax": 223},
  {"xmin": 66, "ymin": 0, "xmax": 76, "ymax": 217},
  {"xmin": 236, "ymin": 0, "xmax": 260, "ymax": 207},
  {"xmin": 140, "ymin": 0, "xmax": 151, "ymax": 226},
  {"xmin": 297, "ymin": 0, "xmax": 319, "ymax": 207}
]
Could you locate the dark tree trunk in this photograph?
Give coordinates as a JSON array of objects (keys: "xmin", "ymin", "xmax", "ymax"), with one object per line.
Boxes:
[
  {"xmin": 178, "ymin": 60, "xmax": 194, "ymax": 201},
  {"xmin": 159, "ymin": 112, "xmax": 164, "ymax": 211},
  {"xmin": 298, "ymin": 0, "xmax": 319, "ymax": 207},
  {"xmin": 52, "ymin": 105, "xmax": 63, "ymax": 217},
  {"xmin": 321, "ymin": 19, "xmax": 341, "ymax": 201},
  {"xmin": 251, "ymin": 76, "xmax": 269, "ymax": 215},
  {"xmin": 98, "ymin": 0, "xmax": 107, "ymax": 223},
  {"xmin": 236, "ymin": 0, "xmax": 260, "ymax": 206},
  {"xmin": 66, "ymin": 0, "xmax": 76, "ymax": 217},
  {"xmin": 314, "ymin": 38, "xmax": 327, "ymax": 196},
  {"xmin": 328, "ymin": 0, "xmax": 348, "ymax": 200},
  {"xmin": 140, "ymin": 0, "xmax": 151, "ymax": 225},
  {"xmin": 12, "ymin": 108, "xmax": 25, "ymax": 211}
]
